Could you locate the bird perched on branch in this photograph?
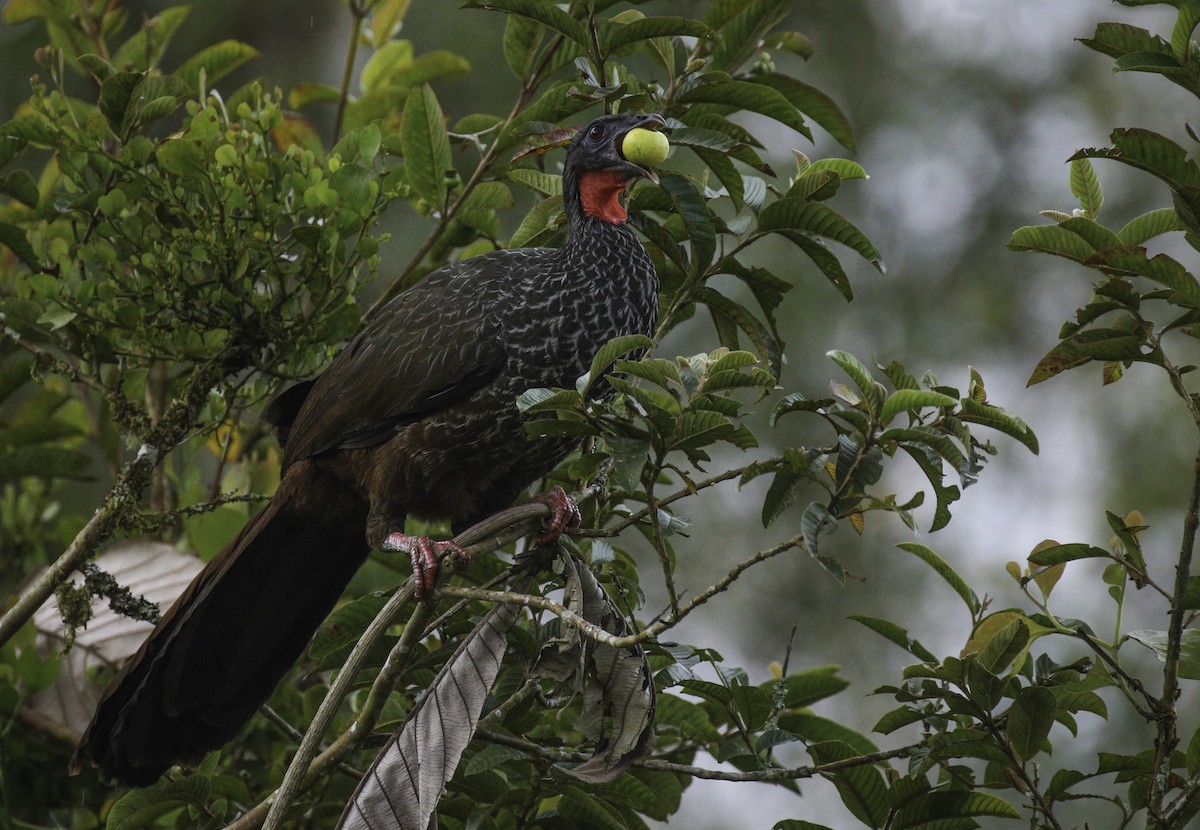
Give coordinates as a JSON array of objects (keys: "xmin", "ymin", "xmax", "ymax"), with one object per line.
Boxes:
[{"xmin": 72, "ymin": 111, "xmax": 664, "ymax": 786}]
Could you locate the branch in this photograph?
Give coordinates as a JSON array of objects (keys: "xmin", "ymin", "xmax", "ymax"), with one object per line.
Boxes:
[
  {"xmin": 440, "ymin": 533, "xmax": 804, "ymax": 648},
  {"xmin": 476, "ymin": 727, "xmax": 920, "ymax": 781},
  {"xmin": 231, "ymin": 496, "xmax": 565, "ymax": 830},
  {"xmin": 1149, "ymin": 444, "xmax": 1200, "ymax": 821},
  {"xmin": 0, "ymin": 443, "xmax": 160, "ymax": 648}
]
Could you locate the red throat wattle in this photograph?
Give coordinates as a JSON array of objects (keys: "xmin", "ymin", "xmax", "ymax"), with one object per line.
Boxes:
[{"xmin": 579, "ymin": 169, "xmax": 630, "ymax": 224}]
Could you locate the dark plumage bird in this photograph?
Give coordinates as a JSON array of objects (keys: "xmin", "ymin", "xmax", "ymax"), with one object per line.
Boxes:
[{"xmin": 71, "ymin": 111, "xmax": 663, "ymax": 786}]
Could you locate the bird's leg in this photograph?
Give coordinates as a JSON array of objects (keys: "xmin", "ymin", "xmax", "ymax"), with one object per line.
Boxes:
[
  {"xmin": 379, "ymin": 533, "xmax": 471, "ymax": 598},
  {"xmin": 530, "ymin": 485, "xmax": 582, "ymax": 544}
]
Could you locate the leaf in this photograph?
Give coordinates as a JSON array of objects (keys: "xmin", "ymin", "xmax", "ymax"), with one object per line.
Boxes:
[
  {"xmin": 371, "ymin": 0, "xmax": 412, "ymax": 48},
  {"xmin": 1117, "ymin": 207, "xmax": 1184, "ymax": 245},
  {"xmin": 578, "ymin": 334, "xmax": 653, "ymax": 396},
  {"xmin": 958, "ymin": 398, "xmax": 1039, "ymax": 455},
  {"xmin": 679, "ymin": 78, "xmax": 811, "ymax": 140},
  {"xmin": 754, "ymin": 72, "xmax": 856, "ymax": 151},
  {"xmin": 849, "ymin": 615, "xmax": 937, "ymax": 662},
  {"xmin": 110, "ymin": 6, "xmax": 191, "ymax": 73},
  {"xmin": 708, "ymin": 0, "xmax": 789, "ymax": 71},
  {"xmin": 1085, "ymin": 246, "xmax": 1200, "ymax": 307},
  {"xmin": 0, "ymin": 446, "xmax": 92, "ymax": 483},
  {"xmin": 335, "ymin": 604, "xmax": 519, "ymax": 830},
  {"xmin": 361, "ymin": 39, "xmax": 413, "ymax": 92},
  {"xmin": 1007, "ymin": 686, "xmax": 1057, "ymax": 762},
  {"xmin": 1069, "ymin": 157, "xmax": 1104, "ymax": 219},
  {"xmin": 507, "ymin": 167, "xmax": 562, "ymax": 196},
  {"xmin": 1128, "ymin": 629, "xmax": 1200, "ymax": 679},
  {"xmin": 175, "ymin": 40, "xmax": 259, "ymax": 89},
  {"xmin": 599, "ymin": 15, "xmax": 716, "ymax": 54},
  {"xmin": 463, "ymin": 0, "xmax": 589, "ymax": 48},
  {"xmin": 105, "ymin": 777, "xmax": 212, "ymax": 830},
  {"xmin": 401, "ymin": 84, "xmax": 453, "ymax": 209},
  {"xmin": 657, "ymin": 172, "xmax": 715, "ymax": 277},
  {"xmin": 890, "ymin": 791, "xmax": 1019, "ymax": 829},
  {"xmin": 537, "ymin": 555, "xmax": 655, "ymax": 782},
  {"xmin": 879, "ymin": 389, "xmax": 957, "ymax": 426},
  {"xmin": 808, "ymin": 741, "xmax": 889, "ymax": 829},
  {"xmin": 1026, "ymin": 542, "xmax": 1110, "ymax": 566},
  {"xmin": 896, "ymin": 542, "xmax": 980, "ymax": 615},
  {"xmin": 1007, "ymin": 223, "xmax": 1096, "ymax": 262},
  {"xmin": 827, "ymin": 350, "xmax": 881, "ymax": 419},
  {"xmin": 502, "ymin": 11, "xmax": 542, "ymax": 77},
  {"xmin": 0, "ymin": 222, "xmax": 38, "ymax": 267},
  {"xmin": 98, "ymin": 71, "xmax": 144, "ymax": 136},
  {"xmin": 758, "ymin": 198, "xmax": 884, "ymax": 272}
]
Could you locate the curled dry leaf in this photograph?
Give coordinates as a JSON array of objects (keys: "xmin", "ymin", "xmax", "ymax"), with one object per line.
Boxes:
[{"xmin": 536, "ymin": 553, "xmax": 655, "ymax": 783}]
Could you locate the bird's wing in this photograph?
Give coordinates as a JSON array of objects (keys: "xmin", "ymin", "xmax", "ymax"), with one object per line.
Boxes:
[{"xmin": 280, "ymin": 258, "xmax": 519, "ymax": 466}]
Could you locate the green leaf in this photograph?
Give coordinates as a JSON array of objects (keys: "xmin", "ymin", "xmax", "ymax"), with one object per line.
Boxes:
[
  {"xmin": 0, "ymin": 222, "xmax": 38, "ymax": 267},
  {"xmin": 599, "ymin": 15, "xmax": 716, "ymax": 54},
  {"xmin": 502, "ymin": 11, "xmax": 542, "ymax": 77},
  {"xmin": 958, "ymin": 398, "xmax": 1039, "ymax": 455},
  {"xmin": 1085, "ymin": 246, "xmax": 1200, "ymax": 307},
  {"xmin": 1128, "ymin": 629, "xmax": 1200, "ymax": 679},
  {"xmin": 891, "ymin": 791, "xmax": 1020, "ymax": 829},
  {"xmin": 105, "ymin": 777, "xmax": 212, "ymax": 830},
  {"xmin": 808, "ymin": 741, "xmax": 889, "ymax": 829},
  {"xmin": 175, "ymin": 39, "xmax": 259, "ymax": 89},
  {"xmin": 754, "ymin": 72, "xmax": 856, "ymax": 151},
  {"xmin": 758, "ymin": 199, "xmax": 883, "ymax": 272},
  {"xmin": 464, "ymin": 0, "xmax": 588, "ymax": 47},
  {"xmin": 679, "ymin": 78, "xmax": 811, "ymax": 140},
  {"xmin": 98, "ymin": 71, "xmax": 144, "ymax": 135},
  {"xmin": 778, "ymin": 665, "xmax": 850, "ymax": 708},
  {"xmin": 657, "ymin": 172, "xmax": 715, "ymax": 277},
  {"xmin": 361, "ymin": 39, "xmax": 413, "ymax": 91},
  {"xmin": 1027, "ymin": 542, "xmax": 1110, "ymax": 566},
  {"xmin": 708, "ymin": 0, "xmax": 789, "ymax": 71},
  {"xmin": 827, "ymin": 350, "xmax": 881, "ymax": 419},
  {"xmin": 1172, "ymin": 1, "xmax": 1200, "ymax": 61},
  {"xmin": 849, "ymin": 615, "xmax": 936, "ymax": 662},
  {"xmin": 1079, "ymin": 21, "xmax": 1172, "ymax": 60},
  {"xmin": 1114, "ymin": 49, "xmax": 1187, "ymax": 74},
  {"xmin": 0, "ymin": 446, "xmax": 92, "ymax": 483},
  {"xmin": 806, "ymin": 157, "xmax": 868, "ymax": 181},
  {"xmin": 309, "ymin": 591, "xmax": 392, "ymax": 669},
  {"xmin": 578, "ymin": 334, "xmax": 653, "ymax": 396},
  {"xmin": 1007, "ymin": 223, "xmax": 1096, "ymax": 262},
  {"xmin": 879, "ymin": 389, "xmax": 957, "ymax": 426},
  {"xmin": 507, "ymin": 167, "xmax": 562, "ymax": 196},
  {"xmin": 401, "ymin": 84, "xmax": 453, "ymax": 209},
  {"xmin": 1008, "ymin": 686, "xmax": 1057, "ymax": 762},
  {"xmin": 976, "ymin": 618, "xmax": 1031, "ymax": 675},
  {"xmin": 370, "ymin": 0, "xmax": 411, "ymax": 48},
  {"xmin": 1117, "ymin": 207, "xmax": 1183, "ymax": 244},
  {"xmin": 695, "ymin": 288, "xmax": 782, "ymax": 379},
  {"xmin": 896, "ymin": 542, "xmax": 980, "ymax": 615},
  {"xmin": 509, "ymin": 194, "xmax": 564, "ymax": 248},
  {"xmin": 1070, "ymin": 157, "xmax": 1104, "ymax": 219}
]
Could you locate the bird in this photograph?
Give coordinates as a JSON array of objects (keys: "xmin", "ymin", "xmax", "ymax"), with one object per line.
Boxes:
[{"xmin": 70, "ymin": 110, "xmax": 664, "ymax": 786}]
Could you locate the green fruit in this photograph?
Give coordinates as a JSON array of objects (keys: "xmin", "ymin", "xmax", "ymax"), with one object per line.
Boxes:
[{"xmin": 622, "ymin": 128, "xmax": 669, "ymax": 167}]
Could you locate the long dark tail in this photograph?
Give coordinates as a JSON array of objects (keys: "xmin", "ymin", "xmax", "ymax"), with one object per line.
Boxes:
[{"xmin": 72, "ymin": 472, "xmax": 369, "ymax": 786}]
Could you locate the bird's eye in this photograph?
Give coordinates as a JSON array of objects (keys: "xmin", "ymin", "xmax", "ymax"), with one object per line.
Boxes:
[{"xmin": 587, "ymin": 124, "xmax": 605, "ymax": 142}]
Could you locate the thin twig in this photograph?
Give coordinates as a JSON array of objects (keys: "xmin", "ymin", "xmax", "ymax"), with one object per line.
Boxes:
[{"xmin": 440, "ymin": 534, "xmax": 804, "ymax": 649}]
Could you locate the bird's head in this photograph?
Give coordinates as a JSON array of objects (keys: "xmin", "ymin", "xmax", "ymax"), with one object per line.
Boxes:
[{"xmin": 564, "ymin": 112, "xmax": 666, "ymax": 225}]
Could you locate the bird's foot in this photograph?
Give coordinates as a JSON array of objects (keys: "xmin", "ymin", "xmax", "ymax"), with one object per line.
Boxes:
[
  {"xmin": 530, "ymin": 486, "xmax": 582, "ymax": 545},
  {"xmin": 380, "ymin": 533, "xmax": 470, "ymax": 598}
]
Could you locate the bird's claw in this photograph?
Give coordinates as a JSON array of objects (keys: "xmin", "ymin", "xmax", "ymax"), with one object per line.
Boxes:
[
  {"xmin": 380, "ymin": 533, "xmax": 470, "ymax": 598},
  {"xmin": 531, "ymin": 486, "xmax": 582, "ymax": 545}
]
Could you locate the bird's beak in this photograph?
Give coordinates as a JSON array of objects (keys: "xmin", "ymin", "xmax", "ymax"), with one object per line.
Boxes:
[{"xmin": 617, "ymin": 114, "xmax": 667, "ymax": 185}]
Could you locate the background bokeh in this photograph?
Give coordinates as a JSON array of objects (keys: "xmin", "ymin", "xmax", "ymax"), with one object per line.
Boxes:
[{"xmin": 4, "ymin": 1, "xmax": 1196, "ymax": 826}]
